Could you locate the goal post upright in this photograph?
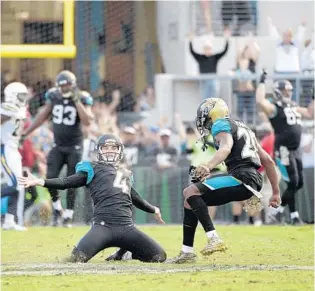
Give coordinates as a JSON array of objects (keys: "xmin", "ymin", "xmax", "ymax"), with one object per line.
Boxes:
[{"xmin": 0, "ymin": 0, "xmax": 76, "ymax": 59}]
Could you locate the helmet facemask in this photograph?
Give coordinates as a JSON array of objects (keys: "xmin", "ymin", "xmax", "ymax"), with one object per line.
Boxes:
[
  {"xmin": 57, "ymin": 82, "xmax": 74, "ymax": 98},
  {"xmin": 97, "ymin": 142, "xmax": 123, "ymax": 164},
  {"xmin": 273, "ymin": 81, "xmax": 293, "ymax": 103},
  {"xmin": 196, "ymin": 113, "xmax": 212, "ymax": 138},
  {"xmin": 16, "ymin": 92, "xmax": 28, "ymax": 108}
]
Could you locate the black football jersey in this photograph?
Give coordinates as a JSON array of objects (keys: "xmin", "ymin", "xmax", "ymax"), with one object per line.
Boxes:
[
  {"xmin": 45, "ymin": 88, "xmax": 93, "ymax": 147},
  {"xmin": 76, "ymin": 161, "xmax": 134, "ymax": 225},
  {"xmin": 211, "ymin": 118, "xmax": 261, "ymax": 173},
  {"xmin": 269, "ymin": 101, "xmax": 302, "ymax": 150}
]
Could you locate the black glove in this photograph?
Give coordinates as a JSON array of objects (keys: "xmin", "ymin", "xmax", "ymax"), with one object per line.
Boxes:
[{"xmin": 259, "ymin": 69, "xmax": 267, "ymax": 84}]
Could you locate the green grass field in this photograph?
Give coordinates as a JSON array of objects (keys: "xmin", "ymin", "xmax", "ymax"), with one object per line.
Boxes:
[{"xmin": 1, "ymin": 225, "xmax": 314, "ymax": 291}]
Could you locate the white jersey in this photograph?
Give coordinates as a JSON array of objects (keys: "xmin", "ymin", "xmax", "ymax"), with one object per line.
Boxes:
[{"xmin": 0, "ymin": 106, "xmax": 26, "ymax": 148}]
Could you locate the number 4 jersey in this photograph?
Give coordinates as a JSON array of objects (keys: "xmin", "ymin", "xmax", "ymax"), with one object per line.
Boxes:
[
  {"xmin": 211, "ymin": 118, "xmax": 261, "ymax": 173},
  {"xmin": 75, "ymin": 161, "xmax": 134, "ymax": 225},
  {"xmin": 269, "ymin": 101, "xmax": 302, "ymax": 150},
  {"xmin": 45, "ymin": 88, "xmax": 93, "ymax": 147}
]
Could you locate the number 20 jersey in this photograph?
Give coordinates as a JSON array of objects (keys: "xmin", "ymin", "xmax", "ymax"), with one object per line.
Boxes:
[
  {"xmin": 269, "ymin": 101, "xmax": 302, "ymax": 150},
  {"xmin": 211, "ymin": 118, "xmax": 261, "ymax": 173},
  {"xmin": 45, "ymin": 88, "xmax": 93, "ymax": 147}
]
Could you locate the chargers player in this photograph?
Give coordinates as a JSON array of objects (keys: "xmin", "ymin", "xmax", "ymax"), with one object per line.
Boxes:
[
  {"xmin": 1, "ymin": 82, "xmax": 29, "ymax": 230},
  {"xmin": 167, "ymin": 98, "xmax": 281, "ymax": 263}
]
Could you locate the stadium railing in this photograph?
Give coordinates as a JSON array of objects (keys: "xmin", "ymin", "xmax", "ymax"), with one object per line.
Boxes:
[
  {"xmin": 67, "ymin": 164, "xmax": 314, "ymax": 225},
  {"xmin": 154, "ymin": 73, "xmax": 314, "ymax": 127}
]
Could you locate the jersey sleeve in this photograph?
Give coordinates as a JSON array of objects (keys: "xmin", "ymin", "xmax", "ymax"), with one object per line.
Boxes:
[
  {"xmin": 80, "ymin": 93, "xmax": 93, "ymax": 106},
  {"xmin": 45, "ymin": 88, "xmax": 56, "ymax": 104},
  {"xmin": 211, "ymin": 119, "xmax": 232, "ymax": 138},
  {"xmin": 75, "ymin": 161, "xmax": 95, "ymax": 184}
]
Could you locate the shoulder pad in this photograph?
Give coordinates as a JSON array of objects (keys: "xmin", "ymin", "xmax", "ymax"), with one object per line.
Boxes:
[
  {"xmin": 75, "ymin": 161, "xmax": 95, "ymax": 184},
  {"xmin": 45, "ymin": 87, "xmax": 58, "ymax": 102},
  {"xmin": 211, "ymin": 119, "xmax": 232, "ymax": 138},
  {"xmin": 80, "ymin": 91, "xmax": 93, "ymax": 106}
]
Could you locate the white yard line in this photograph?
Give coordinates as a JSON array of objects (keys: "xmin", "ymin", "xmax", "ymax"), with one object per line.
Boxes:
[{"xmin": 2, "ymin": 263, "xmax": 314, "ymax": 276}]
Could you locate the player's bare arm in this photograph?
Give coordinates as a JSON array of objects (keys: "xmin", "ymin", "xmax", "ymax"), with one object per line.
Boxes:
[
  {"xmin": 206, "ymin": 132, "xmax": 233, "ymax": 170},
  {"xmin": 256, "ymin": 143, "xmax": 281, "ymax": 207},
  {"xmin": 256, "ymin": 79, "xmax": 276, "ymax": 118},
  {"xmin": 296, "ymin": 101, "xmax": 314, "ymax": 119},
  {"xmin": 23, "ymin": 103, "xmax": 52, "ymax": 136},
  {"xmin": 74, "ymin": 100, "xmax": 94, "ymax": 126}
]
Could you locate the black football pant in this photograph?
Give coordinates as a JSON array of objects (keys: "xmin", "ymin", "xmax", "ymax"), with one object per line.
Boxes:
[
  {"xmin": 46, "ymin": 145, "xmax": 82, "ymax": 210},
  {"xmin": 71, "ymin": 224, "xmax": 167, "ymax": 263},
  {"xmin": 276, "ymin": 147, "xmax": 304, "ymax": 213}
]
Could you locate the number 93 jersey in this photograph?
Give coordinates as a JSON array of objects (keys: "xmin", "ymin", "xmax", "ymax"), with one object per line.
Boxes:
[
  {"xmin": 45, "ymin": 88, "xmax": 93, "ymax": 147},
  {"xmin": 269, "ymin": 101, "xmax": 302, "ymax": 150},
  {"xmin": 211, "ymin": 118, "xmax": 261, "ymax": 173}
]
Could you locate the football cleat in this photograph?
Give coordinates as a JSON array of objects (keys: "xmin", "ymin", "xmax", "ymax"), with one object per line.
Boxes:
[
  {"xmin": 165, "ymin": 251, "xmax": 196, "ymax": 264},
  {"xmin": 52, "ymin": 209, "xmax": 62, "ymax": 227},
  {"xmin": 62, "ymin": 218, "xmax": 73, "ymax": 228},
  {"xmin": 105, "ymin": 249, "xmax": 128, "ymax": 261},
  {"xmin": 200, "ymin": 237, "xmax": 227, "ymax": 256},
  {"xmin": 291, "ymin": 217, "xmax": 304, "ymax": 226}
]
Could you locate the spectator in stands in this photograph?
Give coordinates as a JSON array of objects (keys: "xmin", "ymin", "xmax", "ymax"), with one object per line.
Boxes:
[
  {"xmin": 136, "ymin": 86, "xmax": 155, "ymax": 112},
  {"xmin": 95, "ymin": 87, "xmax": 120, "ymax": 136},
  {"xmin": 232, "ymin": 57, "xmax": 255, "ymax": 124},
  {"xmin": 301, "ymin": 39, "xmax": 314, "ymax": 73},
  {"xmin": 120, "ymin": 126, "xmax": 145, "ymax": 167},
  {"xmin": 238, "ymin": 40, "xmax": 260, "ymax": 73},
  {"xmin": 268, "ymin": 18, "xmax": 306, "ymax": 100},
  {"xmin": 268, "ymin": 17, "xmax": 306, "ymax": 73},
  {"xmin": 151, "ymin": 129, "xmax": 178, "ymax": 170},
  {"xmin": 188, "ymin": 28, "xmax": 231, "ymax": 99}
]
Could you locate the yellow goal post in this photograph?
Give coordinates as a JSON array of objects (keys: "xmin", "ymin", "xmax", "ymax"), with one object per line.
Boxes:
[{"xmin": 0, "ymin": 0, "xmax": 76, "ymax": 59}]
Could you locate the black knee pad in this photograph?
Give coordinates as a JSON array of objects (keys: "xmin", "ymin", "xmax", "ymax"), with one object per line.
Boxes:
[{"xmin": 69, "ymin": 247, "xmax": 89, "ymax": 263}]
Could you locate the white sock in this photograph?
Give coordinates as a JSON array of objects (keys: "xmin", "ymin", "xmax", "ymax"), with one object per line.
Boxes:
[
  {"xmin": 52, "ymin": 200, "xmax": 62, "ymax": 211},
  {"xmin": 182, "ymin": 245, "xmax": 194, "ymax": 253},
  {"xmin": 290, "ymin": 212, "xmax": 299, "ymax": 219},
  {"xmin": 4, "ymin": 213, "xmax": 15, "ymax": 224},
  {"xmin": 206, "ymin": 230, "xmax": 219, "ymax": 239},
  {"xmin": 62, "ymin": 209, "xmax": 74, "ymax": 219},
  {"xmin": 277, "ymin": 206, "xmax": 285, "ymax": 214}
]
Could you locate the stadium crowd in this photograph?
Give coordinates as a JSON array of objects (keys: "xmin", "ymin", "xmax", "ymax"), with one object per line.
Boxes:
[{"xmin": 1, "ymin": 8, "xmax": 314, "ymax": 228}]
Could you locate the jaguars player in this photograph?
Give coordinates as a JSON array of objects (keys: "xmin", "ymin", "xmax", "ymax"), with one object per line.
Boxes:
[
  {"xmin": 1, "ymin": 82, "xmax": 29, "ymax": 230},
  {"xmin": 22, "ymin": 71, "xmax": 94, "ymax": 227},
  {"xmin": 256, "ymin": 71, "xmax": 310, "ymax": 225},
  {"xmin": 167, "ymin": 98, "xmax": 281, "ymax": 264},
  {"xmin": 19, "ymin": 134, "xmax": 167, "ymax": 263}
]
